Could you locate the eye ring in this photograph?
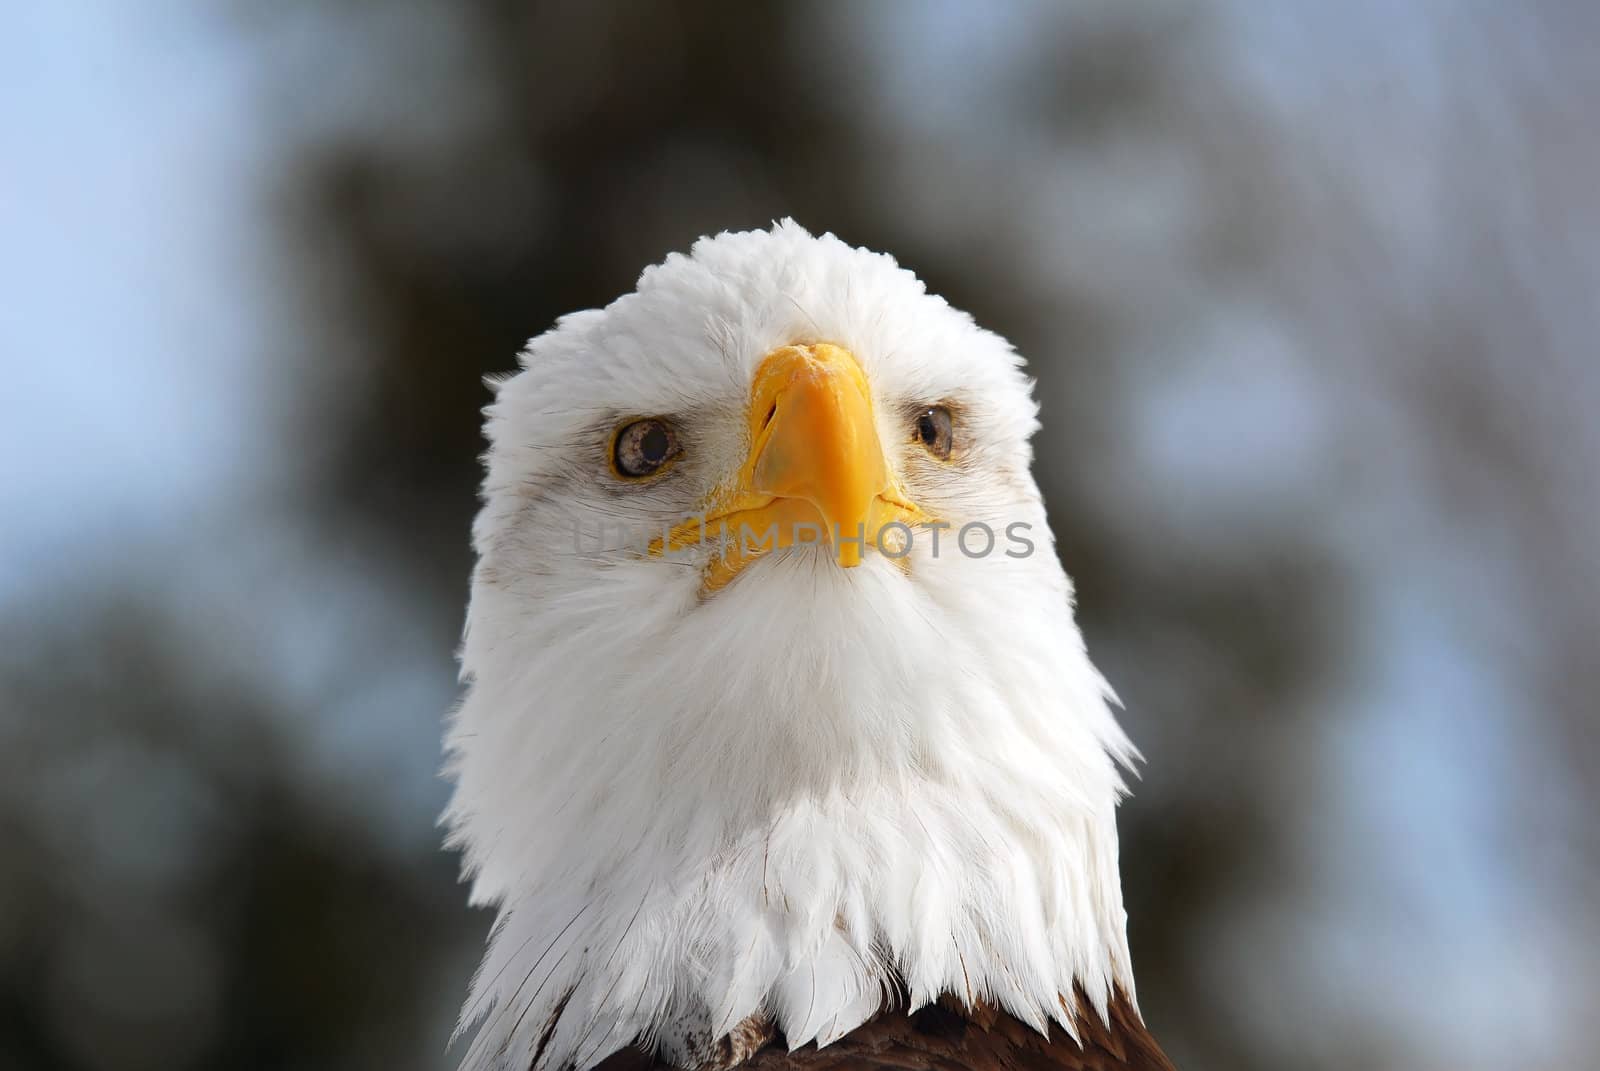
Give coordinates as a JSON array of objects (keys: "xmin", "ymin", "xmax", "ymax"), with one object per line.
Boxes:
[
  {"xmin": 611, "ymin": 418, "xmax": 681, "ymax": 479},
  {"xmin": 913, "ymin": 406, "xmax": 954, "ymax": 460}
]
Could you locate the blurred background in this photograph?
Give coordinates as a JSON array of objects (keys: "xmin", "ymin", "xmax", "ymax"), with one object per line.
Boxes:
[{"xmin": 4, "ymin": 2, "xmax": 1598, "ymax": 1069}]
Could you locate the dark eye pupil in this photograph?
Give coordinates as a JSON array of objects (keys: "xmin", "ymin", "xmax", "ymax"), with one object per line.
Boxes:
[
  {"xmin": 915, "ymin": 407, "xmax": 953, "ymax": 459},
  {"xmin": 640, "ymin": 424, "xmax": 669, "ymax": 463}
]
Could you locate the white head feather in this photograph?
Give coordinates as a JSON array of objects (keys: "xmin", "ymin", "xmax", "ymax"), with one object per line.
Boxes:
[{"xmin": 444, "ymin": 221, "xmax": 1141, "ymax": 1071}]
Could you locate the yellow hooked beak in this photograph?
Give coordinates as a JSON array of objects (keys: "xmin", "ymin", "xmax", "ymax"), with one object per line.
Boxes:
[{"xmin": 650, "ymin": 343, "xmax": 926, "ymax": 593}]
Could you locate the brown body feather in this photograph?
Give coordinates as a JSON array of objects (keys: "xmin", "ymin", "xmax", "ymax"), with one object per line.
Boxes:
[{"xmin": 590, "ymin": 988, "xmax": 1174, "ymax": 1071}]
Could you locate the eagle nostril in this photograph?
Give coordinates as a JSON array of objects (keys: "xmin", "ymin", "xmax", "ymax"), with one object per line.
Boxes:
[{"xmin": 761, "ymin": 401, "xmax": 778, "ymax": 431}]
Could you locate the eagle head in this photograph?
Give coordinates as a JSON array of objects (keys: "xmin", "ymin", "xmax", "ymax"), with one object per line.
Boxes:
[{"xmin": 444, "ymin": 221, "xmax": 1145, "ymax": 1071}]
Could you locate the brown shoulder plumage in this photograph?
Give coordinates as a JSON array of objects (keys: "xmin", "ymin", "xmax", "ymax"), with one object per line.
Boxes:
[{"xmin": 591, "ymin": 988, "xmax": 1175, "ymax": 1071}]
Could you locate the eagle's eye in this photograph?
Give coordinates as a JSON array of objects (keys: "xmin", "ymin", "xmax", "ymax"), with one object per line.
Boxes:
[
  {"xmin": 612, "ymin": 418, "xmax": 681, "ymax": 479},
  {"xmin": 913, "ymin": 406, "xmax": 954, "ymax": 460}
]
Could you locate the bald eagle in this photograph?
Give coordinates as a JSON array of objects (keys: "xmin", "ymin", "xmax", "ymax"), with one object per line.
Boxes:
[{"xmin": 443, "ymin": 222, "xmax": 1174, "ymax": 1071}]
